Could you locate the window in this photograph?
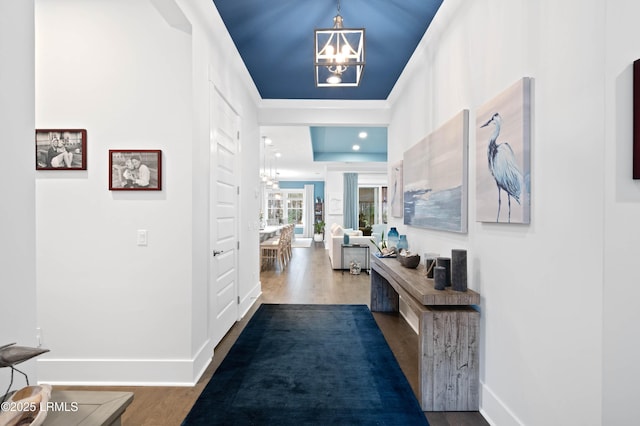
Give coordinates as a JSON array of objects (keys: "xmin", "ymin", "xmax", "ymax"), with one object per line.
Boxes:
[
  {"xmin": 358, "ymin": 186, "xmax": 387, "ymax": 228},
  {"xmin": 266, "ymin": 190, "xmax": 304, "ymax": 225},
  {"xmin": 287, "ymin": 192, "xmax": 303, "ymax": 224},
  {"xmin": 358, "ymin": 187, "xmax": 376, "ymax": 228},
  {"xmin": 266, "ymin": 192, "xmax": 283, "ymax": 224}
]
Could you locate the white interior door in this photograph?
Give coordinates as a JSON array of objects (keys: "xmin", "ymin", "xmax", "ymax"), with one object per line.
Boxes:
[{"xmin": 209, "ymin": 86, "xmax": 239, "ymax": 347}]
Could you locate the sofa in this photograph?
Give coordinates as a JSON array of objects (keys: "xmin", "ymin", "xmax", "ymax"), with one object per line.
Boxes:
[{"xmin": 327, "ymin": 223, "xmax": 385, "ymax": 270}]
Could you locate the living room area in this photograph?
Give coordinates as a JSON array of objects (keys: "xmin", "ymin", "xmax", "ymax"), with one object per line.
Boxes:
[{"xmin": 258, "ymin": 125, "xmax": 389, "ymax": 273}]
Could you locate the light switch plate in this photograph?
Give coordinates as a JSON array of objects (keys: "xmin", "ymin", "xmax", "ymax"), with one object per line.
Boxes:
[{"xmin": 137, "ymin": 229, "xmax": 148, "ymax": 246}]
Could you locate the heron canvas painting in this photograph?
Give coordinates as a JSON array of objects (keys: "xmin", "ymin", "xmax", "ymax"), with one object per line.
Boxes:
[
  {"xmin": 476, "ymin": 78, "xmax": 532, "ymax": 224},
  {"xmin": 403, "ymin": 110, "xmax": 469, "ymax": 233}
]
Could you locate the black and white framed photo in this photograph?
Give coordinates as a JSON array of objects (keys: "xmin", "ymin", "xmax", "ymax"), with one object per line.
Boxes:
[
  {"xmin": 36, "ymin": 129, "xmax": 87, "ymax": 170},
  {"xmin": 109, "ymin": 150, "xmax": 162, "ymax": 191}
]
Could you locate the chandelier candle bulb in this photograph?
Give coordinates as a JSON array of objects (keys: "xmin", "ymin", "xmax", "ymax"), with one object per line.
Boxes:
[{"xmin": 451, "ymin": 249, "xmax": 468, "ymax": 292}]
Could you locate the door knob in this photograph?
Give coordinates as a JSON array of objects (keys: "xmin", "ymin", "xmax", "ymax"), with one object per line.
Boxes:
[{"xmin": 213, "ymin": 250, "xmax": 223, "ymax": 257}]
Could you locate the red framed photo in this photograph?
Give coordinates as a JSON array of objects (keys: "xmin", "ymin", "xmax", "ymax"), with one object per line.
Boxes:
[
  {"xmin": 109, "ymin": 150, "xmax": 162, "ymax": 191},
  {"xmin": 36, "ymin": 129, "xmax": 87, "ymax": 170}
]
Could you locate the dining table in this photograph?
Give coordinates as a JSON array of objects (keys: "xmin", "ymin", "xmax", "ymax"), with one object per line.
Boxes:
[{"xmin": 259, "ymin": 225, "xmax": 283, "ymax": 242}]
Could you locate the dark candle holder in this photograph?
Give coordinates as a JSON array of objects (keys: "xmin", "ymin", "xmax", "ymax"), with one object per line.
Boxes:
[
  {"xmin": 436, "ymin": 257, "xmax": 451, "ymax": 286},
  {"xmin": 434, "ymin": 266, "xmax": 447, "ymax": 290},
  {"xmin": 451, "ymin": 249, "xmax": 467, "ymax": 292}
]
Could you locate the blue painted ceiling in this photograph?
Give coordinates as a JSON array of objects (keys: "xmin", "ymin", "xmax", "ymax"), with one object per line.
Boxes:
[
  {"xmin": 311, "ymin": 127, "xmax": 387, "ymax": 162},
  {"xmin": 211, "ymin": 0, "xmax": 443, "ymax": 100}
]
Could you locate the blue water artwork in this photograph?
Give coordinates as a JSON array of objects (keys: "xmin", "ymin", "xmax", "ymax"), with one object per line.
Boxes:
[
  {"xmin": 403, "ymin": 110, "xmax": 469, "ymax": 233},
  {"xmin": 404, "ymin": 187, "xmax": 463, "ymax": 232}
]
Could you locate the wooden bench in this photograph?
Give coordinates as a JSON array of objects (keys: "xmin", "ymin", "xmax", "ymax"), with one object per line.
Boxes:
[{"xmin": 370, "ymin": 255, "xmax": 480, "ymax": 411}]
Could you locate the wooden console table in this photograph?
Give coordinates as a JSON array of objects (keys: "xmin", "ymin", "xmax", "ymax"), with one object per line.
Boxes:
[{"xmin": 370, "ymin": 255, "xmax": 480, "ymax": 411}]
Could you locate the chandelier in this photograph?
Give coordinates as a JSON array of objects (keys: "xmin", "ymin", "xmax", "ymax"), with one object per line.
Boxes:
[
  {"xmin": 260, "ymin": 136, "xmax": 281, "ymax": 190},
  {"xmin": 260, "ymin": 136, "xmax": 270, "ymax": 184},
  {"xmin": 314, "ymin": 0, "xmax": 365, "ymax": 87}
]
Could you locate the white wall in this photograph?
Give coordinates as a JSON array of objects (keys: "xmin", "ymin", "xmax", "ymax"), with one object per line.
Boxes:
[
  {"xmin": 324, "ymin": 170, "xmax": 344, "ymax": 242},
  {"xmin": 0, "ymin": 0, "xmax": 37, "ymax": 384},
  {"xmin": 358, "ymin": 173, "xmax": 387, "ymax": 187},
  {"xmin": 178, "ymin": 0, "xmax": 262, "ymax": 370},
  {"xmin": 603, "ymin": 1, "xmax": 640, "ymax": 424},
  {"xmin": 388, "ymin": 0, "xmax": 608, "ymax": 424},
  {"xmin": 35, "ymin": 0, "xmax": 260, "ymax": 385}
]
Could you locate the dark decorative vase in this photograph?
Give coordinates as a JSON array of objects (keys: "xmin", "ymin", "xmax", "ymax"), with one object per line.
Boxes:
[
  {"xmin": 436, "ymin": 257, "xmax": 451, "ymax": 286},
  {"xmin": 451, "ymin": 249, "xmax": 467, "ymax": 292},
  {"xmin": 387, "ymin": 227, "xmax": 399, "ymax": 248},
  {"xmin": 397, "ymin": 235, "xmax": 408, "ymax": 251}
]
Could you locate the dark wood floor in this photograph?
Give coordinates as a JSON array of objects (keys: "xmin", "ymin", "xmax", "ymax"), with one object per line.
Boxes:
[{"xmin": 56, "ymin": 241, "xmax": 489, "ymax": 426}]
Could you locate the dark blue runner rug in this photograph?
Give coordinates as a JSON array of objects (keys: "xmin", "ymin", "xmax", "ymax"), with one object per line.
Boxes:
[{"xmin": 182, "ymin": 304, "xmax": 428, "ymax": 425}]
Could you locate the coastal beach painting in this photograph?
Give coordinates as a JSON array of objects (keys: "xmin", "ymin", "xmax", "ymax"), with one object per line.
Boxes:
[
  {"xmin": 476, "ymin": 77, "xmax": 531, "ymax": 224},
  {"xmin": 403, "ymin": 110, "xmax": 469, "ymax": 233}
]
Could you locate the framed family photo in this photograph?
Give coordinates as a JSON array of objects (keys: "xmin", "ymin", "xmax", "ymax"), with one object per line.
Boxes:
[
  {"xmin": 36, "ymin": 129, "xmax": 87, "ymax": 170},
  {"xmin": 109, "ymin": 150, "xmax": 162, "ymax": 191}
]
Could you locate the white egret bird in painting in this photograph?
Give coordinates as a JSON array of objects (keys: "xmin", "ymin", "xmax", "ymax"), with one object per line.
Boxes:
[{"xmin": 480, "ymin": 112, "xmax": 522, "ymax": 222}]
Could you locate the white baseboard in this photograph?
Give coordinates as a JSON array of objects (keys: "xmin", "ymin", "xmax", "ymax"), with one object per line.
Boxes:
[
  {"xmin": 239, "ymin": 281, "xmax": 262, "ymax": 319},
  {"xmin": 38, "ymin": 337, "xmax": 216, "ymax": 387},
  {"xmin": 191, "ymin": 338, "xmax": 215, "ymax": 384},
  {"xmin": 480, "ymin": 382, "xmax": 524, "ymax": 426},
  {"xmin": 37, "ymin": 282, "xmax": 263, "ymax": 387},
  {"xmin": 39, "ymin": 358, "xmax": 197, "ymax": 386}
]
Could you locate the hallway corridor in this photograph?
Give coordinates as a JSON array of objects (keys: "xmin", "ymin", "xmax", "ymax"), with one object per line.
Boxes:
[{"xmin": 56, "ymin": 243, "xmax": 488, "ymax": 425}]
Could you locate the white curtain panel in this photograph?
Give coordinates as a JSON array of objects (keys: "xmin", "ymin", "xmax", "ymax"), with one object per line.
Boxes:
[
  {"xmin": 343, "ymin": 173, "xmax": 358, "ymax": 229},
  {"xmin": 304, "ymin": 184, "xmax": 315, "ymax": 238}
]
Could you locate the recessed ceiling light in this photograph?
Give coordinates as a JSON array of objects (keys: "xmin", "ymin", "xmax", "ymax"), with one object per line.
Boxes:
[
  {"xmin": 264, "ymin": 138, "xmax": 273, "ymax": 145},
  {"xmin": 352, "ymin": 144, "xmax": 360, "ymax": 151},
  {"xmin": 358, "ymin": 131, "xmax": 367, "ymax": 139},
  {"xmin": 275, "ymin": 152, "xmax": 282, "ymax": 157}
]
